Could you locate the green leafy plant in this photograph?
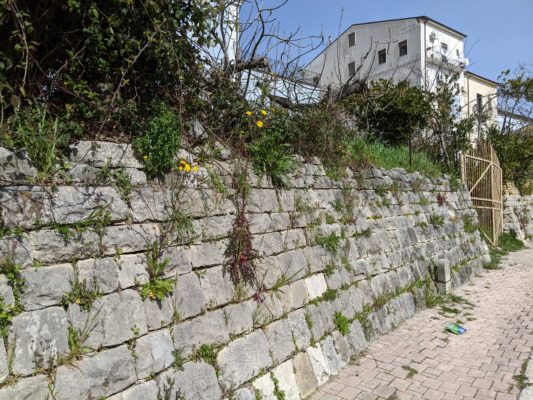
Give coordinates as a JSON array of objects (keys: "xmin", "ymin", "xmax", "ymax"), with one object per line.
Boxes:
[
  {"xmin": 133, "ymin": 102, "xmax": 182, "ymax": 179},
  {"xmin": 172, "ymin": 348, "xmax": 185, "ymax": 371},
  {"xmin": 315, "ymin": 232, "xmax": 343, "ymax": 253},
  {"xmin": 428, "ymin": 214, "xmax": 445, "ymax": 227},
  {"xmin": 62, "ymin": 264, "xmax": 101, "ymax": 311},
  {"xmin": 334, "ymin": 312, "xmax": 350, "ymax": 336},
  {"xmin": 272, "ymin": 374, "xmax": 286, "ymax": 400},
  {"xmin": 9, "ymin": 104, "xmax": 68, "ymax": 177},
  {"xmin": 140, "ymin": 241, "xmax": 175, "ymax": 301},
  {"xmin": 248, "ymin": 109, "xmax": 295, "ymax": 189},
  {"xmin": 462, "ymin": 215, "xmax": 478, "ymax": 233},
  {"xmin": 195, "ymin": 344, "xmax": 217, "ymax": 365}
]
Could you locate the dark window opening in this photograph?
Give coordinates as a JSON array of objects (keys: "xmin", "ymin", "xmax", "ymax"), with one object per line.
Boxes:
[
  {"xmin": 399, "ymin": 40, "xmax": 407, "ymax": 56},
  {"xmin": 476, "ymin": 94, "xmax": 483, "ymax": 113},
  {"xmin": 441, "ymin": 43, "xmax": 448, "ymax": 53},
  {"xmin": 348, "ymin": 32, "xmax": 355, "ymax": 47},
  {"xmin": 378, "ymin": 49, "xmax": 386, "ymax": 64},
  {"xmin": 348, "ymin": 62, "xmax": 356, "ymax": 77}
]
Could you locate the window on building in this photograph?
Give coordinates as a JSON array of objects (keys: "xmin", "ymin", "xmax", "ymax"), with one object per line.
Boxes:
[
  {"xmin": 487, "ymin": 97, "xmax": 493, "ymax": 110},
  {"xmin": 348, "ymin": 32, "xmax": 355, "ymax": 47},
  {"xmin": 399, "ymin": 40, "xmax": 407, "ymax": 56},
  {"xmin": 378, "ymin": 49, "xmax": 386, "ymax": 64},
  {"xmin": 456, "ymin": 49, "xmax": 460, "ymax": 57},
  {"xmin": 476, "ymin": 94, "xmax": 483, "ymax": 113},
  {"xmin": 441, "ymin": 43, "xmax": 448, "ymax": 53},
  {"xmin": 348, "ymin": 62, "xmax": 356, "ymax": 77}
]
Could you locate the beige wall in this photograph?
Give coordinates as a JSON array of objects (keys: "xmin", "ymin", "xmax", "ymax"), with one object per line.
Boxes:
[{"xmin": 464, "ymin": 72, "xmax": 498, "ymax": 140}]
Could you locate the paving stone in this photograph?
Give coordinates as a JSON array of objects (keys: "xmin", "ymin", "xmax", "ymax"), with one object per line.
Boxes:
[
  {"xmin": 54, "ymin": 345, "xmax": 136, "ymax": 399},
  {"xmin": 315, "ymin": 248, "xmax": 533, "ymax": 400}
]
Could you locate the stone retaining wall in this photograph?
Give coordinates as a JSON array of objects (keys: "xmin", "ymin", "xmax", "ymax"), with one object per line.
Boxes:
[
  {"xmin": 504, "ymin": 194, "xmax": 533, "ymax": 244},
  {"xmin": 0, "ymin": 141, "xmax": 490, "ymax": 400}
]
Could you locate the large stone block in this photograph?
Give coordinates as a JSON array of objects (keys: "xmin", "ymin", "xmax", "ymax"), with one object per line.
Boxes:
[
  {"xmin": 287, "ymin": 309, "xmax": 312, "ymax": 351},
  {"xmin": 160, "ymin": 246, "xmax": 192, "ymax": 277},
  {"xmin": 174, "ymin": 272, "xmax": 207, "ymax": 319},
  {"xmin": 171, "ymin": 310, "xmax": 229, "ymax": 357},
  {"xmin": 293, "ymin": 351, "xmax": 319, "ymax": 398},
  {"xmin": 191, "ymin": 240, "xmax": 226, "ymax": 268},
  {"xmin": 21, "ymin": 263, "xmax": 73, "ymax": 310},
  {"xmin": 198, "ymin": 266, "xmax": 234, "ymax": 309},
  {"xmin": 134, "ymin": 329, "xmax": 174, "ymax": 379},
  {"xmin": 0, "ymin": 186, "xmax": 129, "ymax": 229},
  {"xmin": 304, "ymin": 274, "xmax": 327, "ymax": 301},
  {"xmin": 0, "ymin": 276, "xmax": 15, "ymax": 307},
  {"xmin": 107, "ymin": 381, "xmax": 158, "ymax": 400},
  {"xmin": 0, "ymin": 235, "xmax": 32, "ymax": 269},
  {"xmin": 306, "ymin": 342, "xmax": 331, "ymax": 386},
  {"xmin": 0, "ymin": 147, "xmax": 37, "ymax": 184},
  {"xmin": 223, "ymin": 300, "xmax": 255, "ymax": 337},
  {"xmin": 0, "ymin": 375, "xmax": 49, "ymax": 400},
  {"xmin": 69, "ymin": 290, "xmax": 148, "ymax": 349},
  {"xmin": 0, "ymin": 342, "xmax": 7, "ymax": 383},
  {"xmin": 117, "ymin": 254, "xmax": 149, "ymax": 289},
  {"xmin": 216, "ymin": 331, "xmax": 273, "ymax": 389},
  {"xmin": 30, "ymin": 228, "xmax": 100, "ymax": 264},
  {"xmin": 156, "ymin": 361, "xmax": 221, "ymax": 400},
  {"xmin": 54, "ymin": 345, "xmax": 136, "ymax": 400},
  {"xmin": 70, "ymin": 141, "xmax": 143, "ymax": 168},
  {"xmin": 263, "ymin": 318, "xmax": 296, "ymax": 364},
  {"xmin": 320, "ymin": 336, "xmax": 345, "ymax": 375},
  {"xmin": 102, "ymin": 223, "xmax": 160, "ymax": 256},
  {"xmin": 9, "ymin": 307, "xmax": 69, "ymax": 375},
  {"xmin": 77, "ymin": 257, "xmax": 120, "ymax": 294},
  {"xmin": 272, "ymin": 359, "xmax": 301, "ymax": 400},
  {"xmin": 143, "ymin": 295, "xmax": 174, "ymax": 331}
]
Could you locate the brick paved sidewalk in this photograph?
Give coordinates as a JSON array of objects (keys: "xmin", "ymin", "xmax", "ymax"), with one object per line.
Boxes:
[{"xmin": 311, "ymin": 248, "xmax": 533, "ymax": 400}]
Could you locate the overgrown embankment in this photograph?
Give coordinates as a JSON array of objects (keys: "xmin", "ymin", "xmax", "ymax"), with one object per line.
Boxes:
[{"xmin": 0, "ymin": 141, "xmax": 489, "ymax": 399}]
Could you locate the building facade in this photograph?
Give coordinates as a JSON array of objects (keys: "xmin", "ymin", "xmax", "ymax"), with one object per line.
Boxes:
[{"xmin": 306, "ymin": 16, "xmax": 498, "ymax": 135}]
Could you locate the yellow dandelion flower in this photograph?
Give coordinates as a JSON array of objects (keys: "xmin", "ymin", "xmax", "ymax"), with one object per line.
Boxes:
[
  {"xmin": 143, "ymin": 155, "xmax": 149, "ymax": 160},
  {"xmin": 256, "ymin": 120, "xmax": 264, "ymax": 128},
  {"xmin": 193, "ymin": 166, "xmax": 199, "ymax": 172},
  {"xmin": 178, "ymin": 166, "xmax": 183, "ymax": 171},
  {"xmin": 180, "ymin": 160, "xmax": 187, "ymax": 165},
  {"xmin": 260, "ymin": 109, "xmax": 267, "ymax": 116},
  {"xmin": 75, "ymin": 298, "xmax": 81, "ymax": 305},
  {"xmin": 245, "ymin": 111, "xmax": 253, "ymax": 116},
  {"xmin": 184, "ymin": 164, "xmax": 191, "ymax": 172}
]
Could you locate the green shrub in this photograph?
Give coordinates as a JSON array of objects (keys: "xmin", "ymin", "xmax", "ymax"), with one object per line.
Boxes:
[
  {"xmin": 499, "ymin": 231, "xmax": 525, "ymax": 252},
  {"xmin": 334, "ymin": 312, "xmax": 350, "ymax": 335},
  {"xmin": 249, "ymin": 114, "xmax": 295, "ymax": 188},
  {"xmin": 133, "ymin": 103, "xmax": 182, "ymax": 178}
]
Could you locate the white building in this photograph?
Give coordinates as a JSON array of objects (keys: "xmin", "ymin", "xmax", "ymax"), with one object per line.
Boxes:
[{"xmin": 307, "ymin": 16, "xmax": 498, "ymax": 133}]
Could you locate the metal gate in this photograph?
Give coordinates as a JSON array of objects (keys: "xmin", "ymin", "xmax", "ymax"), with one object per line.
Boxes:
[{"xmin": 460, "ymin": 141, "xmax": 503, "ymax": 245}]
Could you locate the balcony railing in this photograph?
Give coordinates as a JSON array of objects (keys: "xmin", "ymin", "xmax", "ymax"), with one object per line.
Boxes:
[{"xmin": 426, "ymin": 49, "xmax": 469, "ymax": 71}]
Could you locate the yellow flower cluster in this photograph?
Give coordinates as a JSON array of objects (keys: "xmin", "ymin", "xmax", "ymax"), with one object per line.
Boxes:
[
  {"xmin": 245, "ymin": 109, "xmax": 269, "ymax": 129},
  {"xmin": 178, "ymin": 159, "xmax": 199, "ymax": 172}
]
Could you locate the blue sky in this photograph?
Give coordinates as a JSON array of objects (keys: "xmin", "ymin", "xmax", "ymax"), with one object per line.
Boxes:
[{"xmin": 271, "ymin": 0, "xmax": 533, "ymax": 81}]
